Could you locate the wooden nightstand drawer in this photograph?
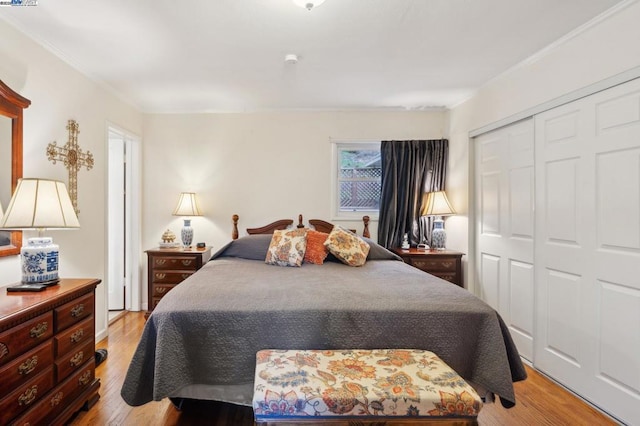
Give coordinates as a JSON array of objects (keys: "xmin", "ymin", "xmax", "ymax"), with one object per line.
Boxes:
[
  {"xmin": 152, "ymin": 283, "xmax": 179, "ymax": 297},
  {"xmin": 0, "ymin": 312, "xmax": 53, "ymax": 366},
  {"xmin": 150, "ymin": 255, "xmax": 200, "ymax": 271},
  {"xmin": 151, "ymin": 271, "xmax": 194, "ymax": 284},
  {"xmin": 391, "ymin": 248, "xmax": 464, "ymax": 287},
  {"xmin": 146, "ymin": 247, "xmax": 212, "ymax": 317},
  {"xmin": 409, "ymin": 257, "xmax": 458, "ymax": 272},
  {"xmin": 430, "ymin": 272, "xmax": 458, "ymax": 283}
]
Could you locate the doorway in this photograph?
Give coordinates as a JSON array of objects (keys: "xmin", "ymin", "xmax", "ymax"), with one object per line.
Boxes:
[{"xmin": 107, "ymin": 126, "xmax": 141, "ymax": 318}]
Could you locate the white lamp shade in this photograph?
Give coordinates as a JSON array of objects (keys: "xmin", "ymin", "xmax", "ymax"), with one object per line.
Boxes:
[
  {"xmin": 172, "ymin": 192, "xmax": 202, "ymax": 217},
  {"xmin": 421, "ymin": 191, "xmax": 456, "ymax": 217},
  {"xmin": 0, "ymin": 178, "xmax": 80, "ymax": 230}
]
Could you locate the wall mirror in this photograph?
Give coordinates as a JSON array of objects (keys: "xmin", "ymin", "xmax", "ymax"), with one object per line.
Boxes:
[{"xmin": 0, "ymin": 79, "xmax": 31, "ymax": 257}]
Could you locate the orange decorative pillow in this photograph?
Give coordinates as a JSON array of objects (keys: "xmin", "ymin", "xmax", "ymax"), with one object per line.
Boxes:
[
  {"xmin": 265, "ymin": 229, "xmax": 307, "ymax": 267},
  {"xmin": 304, "ymin": 230, "xmax": 329, "ymax": 264},
  {"xmin": 324, "ymin": 226, "xmax": 370, "ymax": 267}
]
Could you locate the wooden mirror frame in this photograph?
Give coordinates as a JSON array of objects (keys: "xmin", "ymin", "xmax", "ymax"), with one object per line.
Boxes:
[{"xmin": 0, "ymin": 79, "xmax": 31, "ymax": 257}]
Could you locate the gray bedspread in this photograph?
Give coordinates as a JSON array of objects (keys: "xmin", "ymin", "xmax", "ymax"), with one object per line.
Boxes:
[{"xmin": 122, "ymin": 253, "xmax": 526, "ymax": 408}]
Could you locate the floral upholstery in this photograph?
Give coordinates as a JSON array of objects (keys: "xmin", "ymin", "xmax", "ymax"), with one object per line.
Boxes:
[
  {"xmin": 253, "ymin": 349, "xmax": 482, "ymax": 421},
  {"xmin": 265, "ymin": 229, "xmax": 307, "ymax": 267},
  {"xmin": 324, "ymin": 226, "xmax": 370, "ymax": 267}
]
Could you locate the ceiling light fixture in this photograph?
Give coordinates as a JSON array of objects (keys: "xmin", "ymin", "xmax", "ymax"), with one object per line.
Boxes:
[
  {"xmin": 293, "ymin": 0, "xmax": 325, "ymax": 11},
  {"xmin": 284, "ymin": 54, "xmax": 298, "ymax": 64}
]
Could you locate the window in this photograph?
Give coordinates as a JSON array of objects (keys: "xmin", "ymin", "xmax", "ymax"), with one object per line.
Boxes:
[{"xmin": 332, "ymin": 142, "xmax": 381, "ymax": 218}]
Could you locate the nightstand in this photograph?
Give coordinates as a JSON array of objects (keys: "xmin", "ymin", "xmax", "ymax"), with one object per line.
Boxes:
[
  {"xmin": 145, "ymin": 246, "xmax": 212, "ymax": 317},
  {"xmin": 391, "ymin": 248, "xmax": 464, "ymax": 287}
]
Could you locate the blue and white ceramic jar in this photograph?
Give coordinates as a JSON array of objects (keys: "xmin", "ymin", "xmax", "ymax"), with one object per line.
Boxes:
[
  {"xmin": 431, "ymin": 219, "xmax": 446, "ymax": 250},
  {"xmin": 21, "ymin": 237, "xmax": 59, "ymax": 284},
  {"xmin": 181, "ymin": 219, "xmax": 194, "ymax": 247}
]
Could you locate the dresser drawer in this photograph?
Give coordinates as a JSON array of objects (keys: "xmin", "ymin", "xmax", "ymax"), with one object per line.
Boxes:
[
  {"xmin": 151, "ymin": 270, "xmax": 194, "ymax": 284},
  {"xmin": 0, "ymin": 341, "xmax": 54, "ymax": 400},
  {"xmin": 0, "ymin": 312, "xmax": 53, "ymax": 366},
  {"xmin": 152, "ymin": 283, "xmax": 180, "ymax": 298},
  {"xmin": 150, "ymin": 255, "xmax": 200, "ymax": 271},
  {"xmin": 0, "ymin": 367, "xmax": 54, "ymax": 425},
  {"xmin": 54, "ymin": 293, "xmax": 94, "ymax": 332},
  {"xmin": 10, "ymin": 359, "xmax": 95, "ymax": 426},
  {"xmin": 409, "ymin": 257, "xmax": 458, "ymax": 272},
  {"xmin": 430, "ymin": 272, "xmax": 459, "ymax": 284},
  {"xmin": 55, "ymin": 316, "xmax": 94, "ymax": 358},
  {"xmin": 55, "ymin": 340, "xmax": 94, "ymax": 382}
]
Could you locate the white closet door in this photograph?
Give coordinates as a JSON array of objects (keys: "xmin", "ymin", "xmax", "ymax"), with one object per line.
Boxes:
[
  {"xmin": 475, "ymin": 118, "xmax": 535, "ymax": 361},
  {"xmin": 535, "ymin": 79, "xmax": 640, "ymax": 424}
]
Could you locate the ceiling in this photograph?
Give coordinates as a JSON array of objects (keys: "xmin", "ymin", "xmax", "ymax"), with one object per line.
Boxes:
[{"xmin": 0, "ymin": 0, "xmax": 626, "ymax": 113}]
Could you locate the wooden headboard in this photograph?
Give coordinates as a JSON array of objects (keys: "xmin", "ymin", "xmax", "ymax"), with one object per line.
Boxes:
[{"xmin": 232, "ymin": 214, "xmax": 370, "ymax": 239}]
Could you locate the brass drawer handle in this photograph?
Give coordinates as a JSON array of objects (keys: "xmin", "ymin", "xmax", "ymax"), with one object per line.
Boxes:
[
  {"xmin": 50, "ymin": 391, "xmax": 63, "ymax": 407},
  {"xmin": 71, "ymin": 328, "xmax": 85, "ymax": 343},
  {"xmin": 181, "ymin": 259, "xmax": 193, "ymax": 266},
  {"xmin": 18, "ymin": 355, "xmax": 38, "ymax": 375},
  {"xmin": 78, "ymin": 371, "xmax": 91, "ymax": 386},
  {"xmin": 155, "ymin": 259, "xmax": 167, "ymax": 266},
  {"xmin": 157, "ymin": 287, "xmax": 167, "ymax": 294},
  {"xmin": 0, "ymin": 342, "xmax": 8, "ymax": 360},
  {"xmin": 155, "ymin": 273, "xmax": 166, "ymax": 280},
  {"xmin": 442, "ymin": 261, "xmax": 454, "ymax": 268},
  {"xmin": 181, "ymin": 273, "xmax": 191, "ymax": 280},
  {"xmin": 30, "ymin": 322, "xmax": 48, "ymax": 338},
  {"xmin": 71, "ymin": 304, "xmax": 85, "ymax": 317},
  {"xmin": 18, "ymin": 385, "xmax": 38, "ymax": 406},
  {"xmin": 70, "ymin": 350, "xmax": 84, "ymax": 367}
]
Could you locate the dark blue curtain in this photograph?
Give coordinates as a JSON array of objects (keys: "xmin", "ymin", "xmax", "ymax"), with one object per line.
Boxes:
[{"xmin": 378, "ymin": 139, "xmax": 448, "ymax": 248}]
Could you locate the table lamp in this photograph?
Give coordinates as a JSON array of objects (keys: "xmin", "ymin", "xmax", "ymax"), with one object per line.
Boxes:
[
  {"xmin": 421, "ymin": 190, "xmax": 456, "ymax": 250},
  {"xmin": 0, "ymin": 178, "xmax": 80, "ymax": 285},
  {"xmin": 172, "ymin": 192, "xmax": 202, "ymax": 247}
]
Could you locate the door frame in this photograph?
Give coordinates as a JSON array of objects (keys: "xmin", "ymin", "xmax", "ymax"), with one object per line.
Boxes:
[{"xmin": 106, "ymin": 123, "xmax": 141, "ymax": 313}]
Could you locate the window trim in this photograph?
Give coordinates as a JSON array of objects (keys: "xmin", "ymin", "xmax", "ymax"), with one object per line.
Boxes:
[{"xmin": 330, "ymin": 141, "xmax": 381, "ymax": 221}]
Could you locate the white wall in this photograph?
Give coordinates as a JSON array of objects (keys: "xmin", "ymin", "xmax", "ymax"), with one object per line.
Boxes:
[
  {"xmin": 0, "ymin": 19, "xmax": 143, "ymax": 340},
  {"xmin": 447, "ymin": 1, "xmax": 640, "ymax": 292},
  {"xmin": 142, "ymin": 110, "xmax": 447, "ymax": 307}
]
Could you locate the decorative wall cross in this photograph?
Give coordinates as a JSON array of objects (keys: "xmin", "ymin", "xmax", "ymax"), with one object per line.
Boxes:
[{"xmin": 46, "ymin": 119, "xmax": 94, "ymax": 215}]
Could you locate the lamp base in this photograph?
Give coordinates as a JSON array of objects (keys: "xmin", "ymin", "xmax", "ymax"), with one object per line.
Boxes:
[
  {"xmin": 181, "ymin": 219, "xmax": 194, "ymax": 247},
  {"xmin": 21, "ymin": 237, "xmax": 60, "ymax": 284},
  {"xmin": 431, "ymin": 219, "xmax": 447, "ymax": 250}
]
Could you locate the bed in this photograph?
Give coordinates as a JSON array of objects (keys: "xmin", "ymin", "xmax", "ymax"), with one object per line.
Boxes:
[{"xmin": 121, "ymin": 215, "xmax": 526, "ymax": 410}]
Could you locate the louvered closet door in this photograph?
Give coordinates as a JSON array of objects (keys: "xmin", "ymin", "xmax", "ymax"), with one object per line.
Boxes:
[
  {"xmin": 534, "ymin": 78, "xmax": 640, "ymax": 425},
  {"xmin": 475, "ymin": 118, "xmax": 535, "ymax": 361}
]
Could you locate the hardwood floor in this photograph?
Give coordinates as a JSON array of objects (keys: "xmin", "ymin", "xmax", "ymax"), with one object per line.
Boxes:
[{"xmin": 70, "ymin": 312, "xmax": 618, "ymax": 426}]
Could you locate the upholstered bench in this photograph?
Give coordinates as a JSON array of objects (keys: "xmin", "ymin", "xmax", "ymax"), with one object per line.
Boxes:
[{"xmin": 253, "ymin": 349, "xmax": 482, "ymax": 425}]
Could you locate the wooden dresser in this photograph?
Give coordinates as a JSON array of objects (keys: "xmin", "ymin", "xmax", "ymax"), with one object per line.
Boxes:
[
  {"xmin": 391, "ymin": 248, "xmax": 464, "ymax": 287},
  {"xmin": 0, "ymin": 278, "xmax": 100, "ymax": 426},
  {"xmin": 146, "ymin": 246, "xmax": 212, "ymax": 317}
]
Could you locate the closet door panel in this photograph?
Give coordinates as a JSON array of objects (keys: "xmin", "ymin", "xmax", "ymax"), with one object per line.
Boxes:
[
  {"xmin": 599, "ymin": 282, "xmax": 640, "ymax": 396},
  {"xmin": 589, "ymin": 83, "xmax": 640, "ymax": 422},
  {"xmin": 536, "ymin": 78, "xmax": 640, "ymax": 425},
  {"xmin": 597, "ymin": 149, "xmax": 640, "ymax": 250},
  {"xmin": 535, "ymin": 99, "xmax": 593, "ymax": 393},
  {"xmin": 475, "ymin": 119, "xmax": 534, "ymax": 361}
]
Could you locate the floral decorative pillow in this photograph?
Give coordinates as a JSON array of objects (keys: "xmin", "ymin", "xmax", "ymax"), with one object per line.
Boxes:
[
  {"xmin": 324, "ymin": 226, "xmax": 370, "ymax": 266},
  {"xmin": 304, "ymin": 230, "xmax": 329, "ymax": 265},
  {"xmin": 265, "ymin": 229, "xmax": 307, "ymax": 267}
]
